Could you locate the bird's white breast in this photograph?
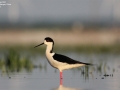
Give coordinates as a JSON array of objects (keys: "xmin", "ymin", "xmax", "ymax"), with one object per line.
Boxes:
[{"xmin": 46, "ymin": 52, "xmax": 54, "ymax": 63}]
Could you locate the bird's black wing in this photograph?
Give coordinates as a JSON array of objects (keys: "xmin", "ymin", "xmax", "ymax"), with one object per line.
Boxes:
[{"xmin": 53, "ymin": 53, "xmax": 92, "ymax": 65}]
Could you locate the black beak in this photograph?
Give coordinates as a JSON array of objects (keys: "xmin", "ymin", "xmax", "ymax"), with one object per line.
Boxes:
[{"xmin": 34, "ymin": 43, "xmax": 44, "ymax": 48}]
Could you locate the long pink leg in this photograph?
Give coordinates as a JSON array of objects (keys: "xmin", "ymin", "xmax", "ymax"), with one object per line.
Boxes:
[
  {"xmin": 60, "ymin": 71, "xmax": 63, "ymax": 85},
  {"xmin": 60, "ymin": 71, "xmax": 63, "ymax": 79},
  {"xmin": 60, "ymin": 78, "xmax": 63, "ymax": 85}
]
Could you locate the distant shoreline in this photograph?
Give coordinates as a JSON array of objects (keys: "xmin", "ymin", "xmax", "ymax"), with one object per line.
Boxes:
[{"xmin": 0, "ymin": 28, "xmax": 120, "ymax": 46}]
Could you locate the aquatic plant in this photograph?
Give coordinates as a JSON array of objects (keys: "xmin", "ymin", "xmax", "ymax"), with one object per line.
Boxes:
[{"xmin": 0, "ymin": 50, "xmax": 33, "ymax": 74}]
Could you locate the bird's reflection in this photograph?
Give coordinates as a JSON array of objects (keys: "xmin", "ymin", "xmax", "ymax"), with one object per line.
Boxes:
[
  {"xmin": 53, "ymin": 79, "xmax": 81, "ymax": 90},
  {"xmin": 54, "ymin": 84, "xmax": 81, "ymax": 90}
]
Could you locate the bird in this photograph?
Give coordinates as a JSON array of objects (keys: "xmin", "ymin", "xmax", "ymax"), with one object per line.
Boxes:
[{"xmin": 34, "ymin": 37, "xmax": 92, "ymax": 79}]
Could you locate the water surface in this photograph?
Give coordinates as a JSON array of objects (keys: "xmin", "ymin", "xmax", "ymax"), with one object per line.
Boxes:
[{"xmin": 0, "ymin": 52, "xmax": 120, "ymax": 90}]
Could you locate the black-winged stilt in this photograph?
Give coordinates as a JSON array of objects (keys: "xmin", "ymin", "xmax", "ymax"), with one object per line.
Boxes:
[{"xmin": 34, "ymin": 37, "xmax": 92, "ymax": 79}]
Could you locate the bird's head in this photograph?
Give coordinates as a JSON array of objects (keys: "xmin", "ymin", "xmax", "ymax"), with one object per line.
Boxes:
[
  {"xmin": 44, "ymin": 37, "xmax": 54, "ymax": 46},
  {"xmin": 34, "ymin": 37, "xmax": 54, "ymax": 48}
]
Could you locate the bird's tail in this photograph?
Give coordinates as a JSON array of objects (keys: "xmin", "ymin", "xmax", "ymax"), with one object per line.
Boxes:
[
  {"xmin": 84, "ymin": 63, "xmax": 93, "ymax": 65},
  {"xmin": 80, "ymin": 62, "xmax": 93, "ymax": 66}
]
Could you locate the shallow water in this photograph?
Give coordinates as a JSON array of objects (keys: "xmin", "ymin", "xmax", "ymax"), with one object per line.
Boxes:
[{"xmin": 0, "ymin": 52, "xmax": 120, "ymax": 90}]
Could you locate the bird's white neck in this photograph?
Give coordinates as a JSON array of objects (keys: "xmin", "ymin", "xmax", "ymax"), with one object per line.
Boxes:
[
  {"xmin": 45, "ymin": 44, "xmax": 55, "ymax": 61},
  {"xmin": 46, "ymin": 43, "xmax": 54, "ymax": 53}
]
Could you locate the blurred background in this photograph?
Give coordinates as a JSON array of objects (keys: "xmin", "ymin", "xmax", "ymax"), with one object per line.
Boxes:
[
  {"xmin": 0, "ymin": 1, "xmax": 120, "ymax": 90},
  {"xmin": 0, "ymin": 0, "xmax": 120, "ymax": 47}
]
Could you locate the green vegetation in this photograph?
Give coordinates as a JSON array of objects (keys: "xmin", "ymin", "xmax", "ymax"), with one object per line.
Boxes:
[
  {"xmin": 57, "ymin": 44, "xmax": 120, "ymax": 54},
  {"xmin": 0, "ymin": 50, "xmax": 33, "ymax": 74},
  {"xmin": 0, "ymin": 49, "xmax": 48, "ymax": 76},
  {"xmin": 0, "ymin": 44, "xmax": 120, "ymax": 54}
]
